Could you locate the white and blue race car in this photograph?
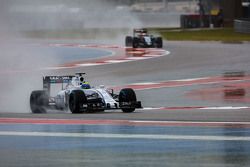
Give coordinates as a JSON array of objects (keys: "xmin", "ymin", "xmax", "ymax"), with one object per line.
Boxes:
[
  {"xmin": 30, "ymin": 73, "xmax": 142, "ymax": 114},
  {"xmin": 125, "ymin": 28, "xmax": 163, "ymax": 48}
]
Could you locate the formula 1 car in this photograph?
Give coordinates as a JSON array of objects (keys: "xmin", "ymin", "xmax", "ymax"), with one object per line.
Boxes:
[
  {"xmin": 125, "ymin": 28, "xmax": 163, "ymax": 48},
  {"xmin": 30, "ymin": 73, "xmax": 142, "ymax": 114}
]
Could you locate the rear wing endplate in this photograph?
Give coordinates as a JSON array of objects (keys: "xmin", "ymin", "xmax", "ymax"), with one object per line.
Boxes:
[{"xmin": 43, "ymin": 76, "xmax": 74, "ymax": 94}]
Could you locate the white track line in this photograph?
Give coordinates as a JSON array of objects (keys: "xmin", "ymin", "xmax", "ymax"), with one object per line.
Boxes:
[
  {"xmin": 0, "ymin": 131, "xmax": 250, "ymax": 141},
  {"xmin": 126, "ymin": 57, "xmax": 147, "ymax": 60},
  {"xmin": 44, "ymin": 44, "xmax": 170, "ymax": 70},
  {"xmin": 104, "ymin": 60, "xmax": 131, "ymax": 63},
  {"xmin": 172, "ymin": 77, "xmax": 210, "ymax": 82},
  {"xmin": 77, "ymin": 63, "xmax": 101, "ymax": 67}
]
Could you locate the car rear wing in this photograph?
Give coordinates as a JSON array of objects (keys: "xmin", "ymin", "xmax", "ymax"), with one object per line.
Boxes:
[
  {"xmin": 133, "ymin": 28, "xmax": 147, "ymax": 36},
  {"xmin": 43, "ymin": 76, "xmax": 74, "ymax": 95}
]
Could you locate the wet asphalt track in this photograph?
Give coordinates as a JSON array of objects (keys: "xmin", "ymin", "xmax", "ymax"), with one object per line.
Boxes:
[{"xmin": 1, "ymin": 41, "xmax": 250, "ymax": 167}]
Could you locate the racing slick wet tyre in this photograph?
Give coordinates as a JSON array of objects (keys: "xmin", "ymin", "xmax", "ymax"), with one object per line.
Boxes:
[
  {"xmin": 125, "ymin": 36, "xmax": 133, "ymax": 47},
  {"xmin": 155, "ymin": 37, "xmax": 163, "ymax": 48},
  {"xmin": 132, "ymin": 37, "xmax": 140, "ymax": 48},
  {"xmin": 30, "ymin": 90, "xmax": 49, "ymax": 113},
  {"xmin": 69, "ymin": 90, "xmax": 87, "ymax": 114},
  {"xmin": 119, "ymin": 88, "xmax": 137, "ymax": 113}
]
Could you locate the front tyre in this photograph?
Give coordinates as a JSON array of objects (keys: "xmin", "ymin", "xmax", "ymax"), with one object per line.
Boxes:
[
  {"xmin": 69, "ymin": 90, "xmax": 87, "ymax": 114},
  {"xmin": 119, "ymin": 88, "xmax": 137, "ymax": 113},
  {"xmin": 125, "ymin": 36, "xmax": 133, "ymax": 47},
  {"xmin": 30, "ymin": 90, "xmax": 49, "ymax": 113},
  {"xmin": 155, "ymin": 37, "xmax": 163, "ymax": 48}
]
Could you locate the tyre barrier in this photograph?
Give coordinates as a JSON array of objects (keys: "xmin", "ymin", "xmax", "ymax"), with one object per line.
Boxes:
[{"xmin": 234, "ymin": 18, "xmax": 250, "ymax": 33}]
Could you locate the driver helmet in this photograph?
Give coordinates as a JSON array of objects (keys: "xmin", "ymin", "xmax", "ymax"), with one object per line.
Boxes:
[{"xmin": 81, "ymin": 83, "xmax": 91, "ymax": 89}]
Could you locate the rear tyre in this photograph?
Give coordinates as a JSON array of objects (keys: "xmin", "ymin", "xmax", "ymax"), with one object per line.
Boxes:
[
  {"xmin": 30, "ymin": 90, "xmax": 49, "ymax": 113},
  {"xmin": 69, "ymin": 90, "xmax": 87, "ymax": 114},
  {"xmin": 125, "ymin": 36, "xmax": 133, "ymax": 47},
  {"xmin": 132, "ymin": 37, "xmax": 139, "ymax": 48},
  {"xmin": 155, "ymin": 37, "xmax": 163, "ymax": 48},
  {"xmin": 119, "ymin": 88, "xmax": 137, "ymax": 113}
]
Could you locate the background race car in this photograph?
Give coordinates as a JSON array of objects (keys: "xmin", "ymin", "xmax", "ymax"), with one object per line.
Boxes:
[
  {"xmin": 125, "ymin": 29, "xmax": 163, "ymax": 48},
  {"xmin": 30, "ymin": 73, "xmax": 142, "ymax": 114}
]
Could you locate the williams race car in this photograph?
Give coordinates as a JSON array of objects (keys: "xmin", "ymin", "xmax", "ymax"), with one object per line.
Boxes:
[
  {"xmin": 30, "ymin": 73, "xmax": 142, "ymax": 114},
  {"xmin": 125, "ymin": 28, "xmax": 163, "ymax": 48}
]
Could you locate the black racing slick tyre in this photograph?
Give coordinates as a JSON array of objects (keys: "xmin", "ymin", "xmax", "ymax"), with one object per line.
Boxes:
[
  {"xmin": 125, "ymin": 36, "xmax": 133, "ymax": 47},
  {"xmin": 69, "ymin": 90, "xmax": 87, "ymax": 114},
  {"xmin": 119, "ymin": 88, "xmax": 137, "ymax": 113},
  {"xmin": 30, "ymin": 90, "xmax": 49, "ymax": 113},
  {"xmin": 155, "ymin": 37, "xmax": 163, "ymax": 48},
  {"xmin": 132, "ymin": 37, "xmax": 139, "ymax": 48}
]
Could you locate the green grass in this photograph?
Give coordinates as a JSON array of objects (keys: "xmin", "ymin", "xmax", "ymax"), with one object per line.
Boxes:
[{"xmin": 151, "ymin": 28, "xmax": 250, "ymax": 42}]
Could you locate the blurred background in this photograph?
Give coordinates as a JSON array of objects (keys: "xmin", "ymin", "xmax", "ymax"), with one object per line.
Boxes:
[{"xmin": 1, "ymin": 0, "xmax": 249, "ymax": 33}]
